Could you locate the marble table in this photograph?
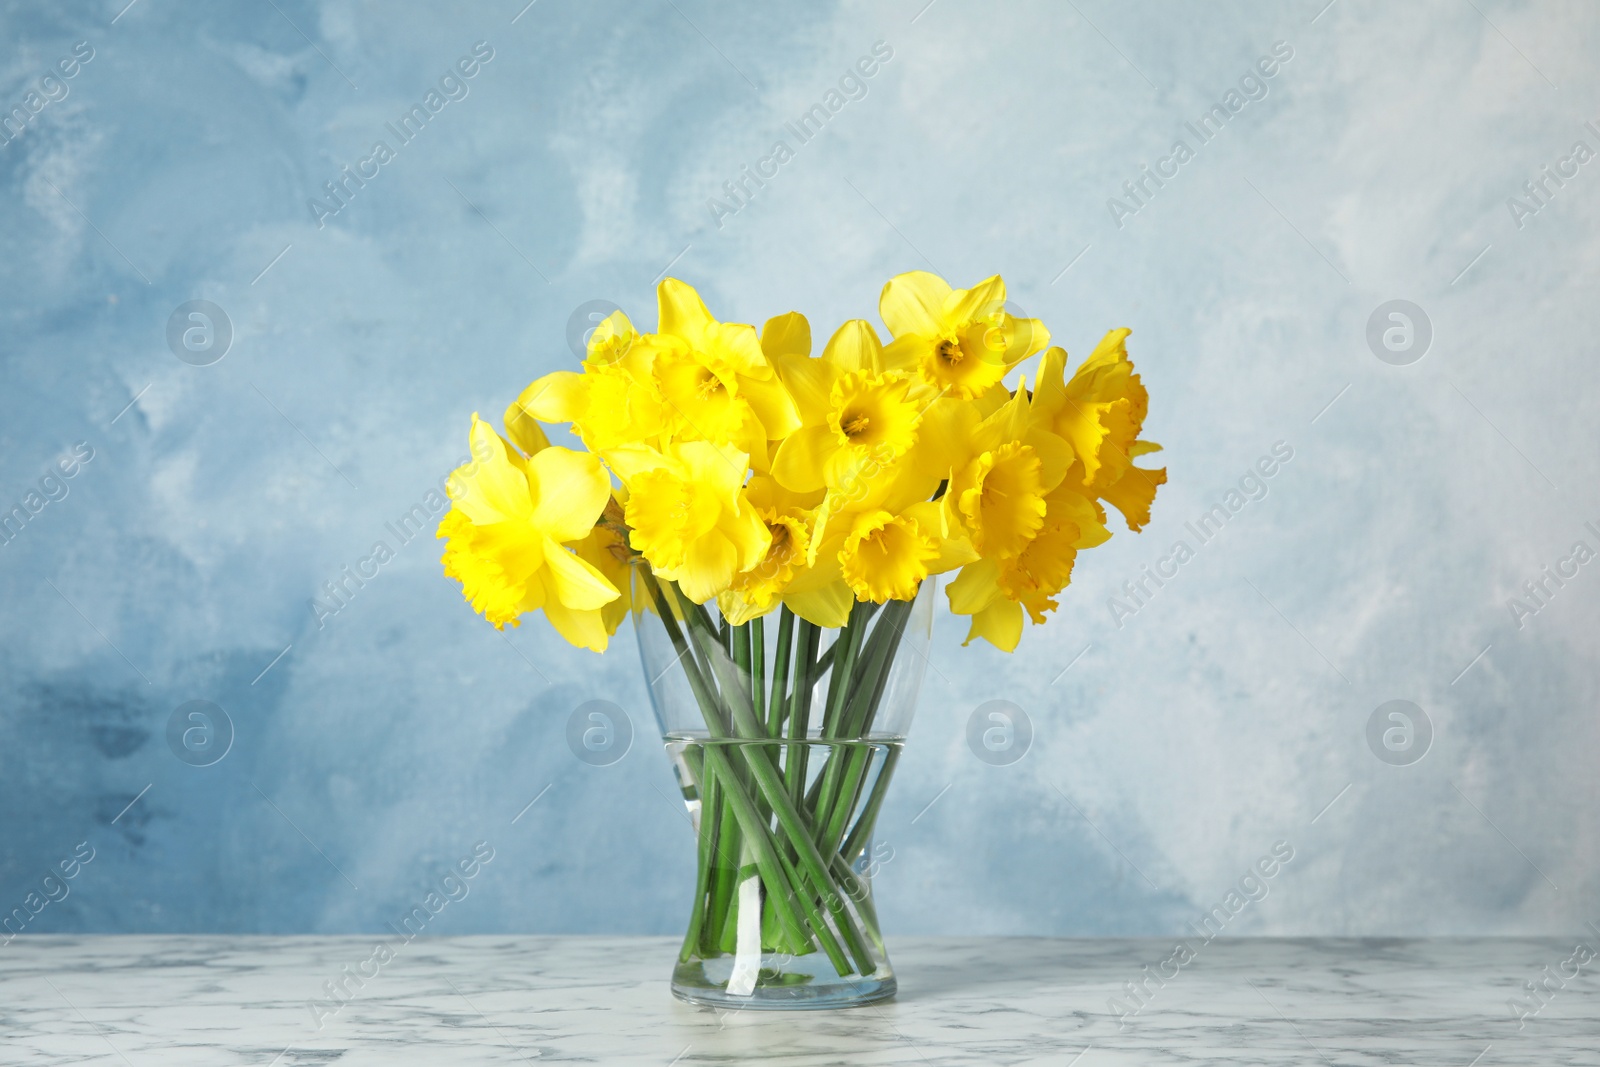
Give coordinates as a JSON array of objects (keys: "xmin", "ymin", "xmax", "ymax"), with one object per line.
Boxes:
[{"xmin": 1, "ymin": 936, "xmax": 1593, "ymax": 1064}]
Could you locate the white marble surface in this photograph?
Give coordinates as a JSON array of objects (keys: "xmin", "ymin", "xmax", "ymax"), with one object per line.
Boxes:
[{"xmin": 1, "ymin": 936, "xmax": 1594, "ymax": 1064}]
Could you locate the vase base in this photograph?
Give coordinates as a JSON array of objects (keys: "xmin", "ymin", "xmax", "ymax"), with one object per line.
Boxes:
[{"xmin": 670, "ymin": 957, "xmax": 896, "ymax": 1011}]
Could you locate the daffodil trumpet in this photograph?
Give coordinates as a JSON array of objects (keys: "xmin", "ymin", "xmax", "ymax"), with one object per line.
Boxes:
[{"xmin": 436, "ymin": 274, "xmax": 1164, "ymax": 1006}]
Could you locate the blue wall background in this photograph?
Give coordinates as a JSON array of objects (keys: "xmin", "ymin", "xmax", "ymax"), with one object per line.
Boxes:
[{"xmin": 2, "ymin": 0, "xmax": 1596, "ymax": 939}]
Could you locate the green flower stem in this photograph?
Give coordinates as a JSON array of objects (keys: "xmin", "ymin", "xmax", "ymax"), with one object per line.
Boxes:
[
  {"xmin": 810, "ymin": 602, "xmax": 876, "ymax": 848},
  {"xmin": 830, "ymin": 851, "xmax": 883, "ymax": 950},
  {"xmin": 751, "ymin": 615, "xmax": 766, "ymax": 728},
  {"xmin": 699, "ymin": 743, "xmax": 840, "ymax": 965},
  {"xmin": 732, "ymin": 621, "xmax": 752, "ymax": 697},
  {"xmin": 750, "ymin": 615, "xmax": 777, "ymax": 844},
  {"xmin": 643, "ymin": 567, "xmax": 918, "ymax": 983},
  {"xmin": 786, "ymin": 620, "xmax": 820, "ymax": 810},
  {"xmin": 841, "ymin": 745, "xmax": 900, "ymax": 863},
  {"xmin": 819, "ymin": 603, "xmax": 912, "ymax": 858},
  {"xmin": 729, "ymin": 623, "xmax": 769, "ymax": 829},
  {"xmin": 802, "ymin": 761, "xmax": 826, "ymax": 811},
  {"xmin": 674, "ymin": 596, "xmax": 877, "ymax": 976},
  {"xmin": 678, "ymin": 744, "xmax": 713, "ymax": 962},
  {"xmin": 709, "ymin": 792, "xmax": 744, "ymax": 953},
  {"xmin": 812, "ymin": 639, "xmax": 836, "ymax": 679},
  {"xmin": 638, "ymin": 572, "xmax": 814, "ymax": 956},
  {"xmin": 767, "ymin": 609, "xmax": 794, "ymax": 739}
]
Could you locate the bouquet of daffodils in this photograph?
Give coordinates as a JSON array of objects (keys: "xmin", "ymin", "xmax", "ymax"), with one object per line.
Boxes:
[
  {"xmin": 437, "ymin": 272, "xmax": 1164, "ymax": 993},
  {"xmin": 439, "ymin": 271, "xmax": 1163, "ymax": 650}
]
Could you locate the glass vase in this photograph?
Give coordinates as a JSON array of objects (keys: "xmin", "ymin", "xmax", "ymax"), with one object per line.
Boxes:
[{"xmin": 632, "ymin": 568, "xmax": 936, "ymax": 1010}]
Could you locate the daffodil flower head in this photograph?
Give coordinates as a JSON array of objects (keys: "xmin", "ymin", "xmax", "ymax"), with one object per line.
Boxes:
[
  {"xmin": 654, "ymin": 278, "xmax": 801, "ymax": 446},
  {"xmin": 437, "ymin": 415, "xmax": 622, "ymax": 650},
  {"xmin": 879, "ymin": 271, "xmax": 1050, "ymax": 400},
  {"xmin": 1033, "ymin": 333, "xmax": 1144, "ymax": 485},
  {"xmin": 583, "ymin": 309, "xmax": 636, "ymax": 369},
  {"xmin": 951, "ymin": 440, "xmax": 1048, "ymax": 560},
  {"xmin": 829, "ymin": 371, "xmax": 920, "ymax": 455},
  {"xmin": 944, "ymin": 481, "xmax": 1109, "ymax": 650},
  {"xmin": 653, "ymin": 337, "xmax": 765, "ymax": 451},
  {"xmin": 839, "ymin": 508, "xmax": 939, "ymax": 603},
  {"xmin": 512, "ymin": 330, "xmax": 668, "ymax": 456},
  {"xmin": 717, "ymin": 506, "xmax": 814, "ymax": 625},
  {"xmin": 1031, "ymin": 333, "xmax": 1167, "ymax": 530},
  {"xmin": 774, "ymin": 369, "xmax": 923, "ymax": 494},
  {"xmin": 609, "ymin": 441, "xmax": 770, "ymax": 604}
]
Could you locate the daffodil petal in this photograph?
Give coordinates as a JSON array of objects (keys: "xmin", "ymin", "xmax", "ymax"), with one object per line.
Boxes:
[
  {"xmin": 908, "ymin": 399, "xmax": 979, "ymax": 483},
  {"xmin": 539, "ymin": 537, "xmax": 621, "ymax": 611},
  {"xmin": 879, "ymin": 334, "xmax": 924, "ymax": 375},
  {"xmin": 737, "ymin": 370, "xmax": 801, "ymax": 438},
  {"xmin": 657, "ymin": 277, "xmax": 714, "ymax": 346},
  {"xmin": 527, "ymin": 446, "xmax": 612, "ymax": 543},
  {"xmin": 761, "ymin": 311, "xmax": 811, "ymax": 360},
  {"xmin": 772, "ymin": 424, "xmax": 836, "ymax": 494},
  {"xmin": 602, "ymin": 444, "xmax": 670, "ymax": 485},
  {"xmin": 783, "ymin": 579, "xmax": 854, "ymax": 628},
  {"xmin": 717, "ymin": 588, "xmax": 767, "ymax": 627},
  {"xmin": 879, "ymin": 270, "xmax": 951, "ymax": 339},
  {"xmin": 947, "ymin": 558, "xmax": 1002, "ymax": 615},
  {"xmin": 963, "ymin": 599, "xmax": 1023, "ymax": 651},
  {"xmin": 773, "ymin": 351, "xmax": 838, "ymax": 425},
  {"xmin": 729, "ymin": 501, "xmax": 774, "ymax": 572},
  {"xmin": 1085, "ymin": 327, "xmax": 1133, "ymax": 371},
  {"xmin": 515, "ymin": 372, "xmax": 588, "ymax": 423},
  {"xmin": 1026, "ymin": 428, "xmax": 1073, "ymax": 493},
  {"xmin": 451, "ymin": 416, "xmax": 532, "ymax": 526},
  {"xmin": 707, "ymin": 321, "xmax": 769, "ymax": 379},
  {"xmin": 679, "ymin": 535, "xmax": 737, "ymax": 604},
  {"xmin": 571, "ymin": 525, "xmax": 633, "ymax": 636},
  {"xmin": 1001, "ymin": 316, "xmax": 1051, "ymax": 362},
  {"xmin": 542, "ymin": 598, "xmax": 612, "ymax": 652},
  {"xmin": 678, "ymin": 441, "xmax": 748, "ymax": 505},
  {"xmin": 820, "ymin": 319, "xmax": 886, "ymax": 375},
  {"xmin": 945, "ymin": 274, "xmax": 1006, "ymax": 325},
  {"xmin": 503, "ymin": 398, "xmax": 550, "ymax": 458}
]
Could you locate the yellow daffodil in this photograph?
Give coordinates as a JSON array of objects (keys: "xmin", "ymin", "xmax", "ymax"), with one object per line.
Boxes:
[
  {"xmin": 952, "ymin": 441, "xmax": 1047, "ymax": 559},
  {"xmin": 938, "ymin": 353, "xmax": 1136, "ymax": 649},
  {"xmin": 792, "ymin": 456, "xmax": 977, "ymax": 621},
  {"xmin": 839, "ymin": 506, "xmax": 940, "ymax": 603},
  {"xmin": 879, "ymin": 271, "xmax": 1050, "ymax": 399},
  {"xmin": 773, "ymin": 369, "xmax": 923, "ymax": 494},
  {"xmin": 718, "ymin": 510, "xmax": 812, "ymax": 625},
  {"xmin": 511, "ymin": 310, "xmax": 669, "ymax": 454},
  {"xmin": 608, "ymin": 441, "xmax": 770, "ymax": 604},
  {"xmin": 939, "ymin": 380, "xmax": 1070, "ymax": 558},
  {"xmin": 770, "ymin": 321, "xmax": 904, "ymax": 487},
  {"xmin": 437, "ymin": 415, "xmax": 621, "ymax": 650},
  {"xmin": 1031, "ymin": 331, "xmax": 1168, "ymax": 529},
  {"xmin": 652, "ymin": 279, "xmax": 800, "ymax": 457},
  {"xmin": 946, "ymin": 482, "xmax": 1109, "ymax": 651},
  {"xmin": 715, "ymin": 475, "xmax": 823, "ymax": 625}
]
